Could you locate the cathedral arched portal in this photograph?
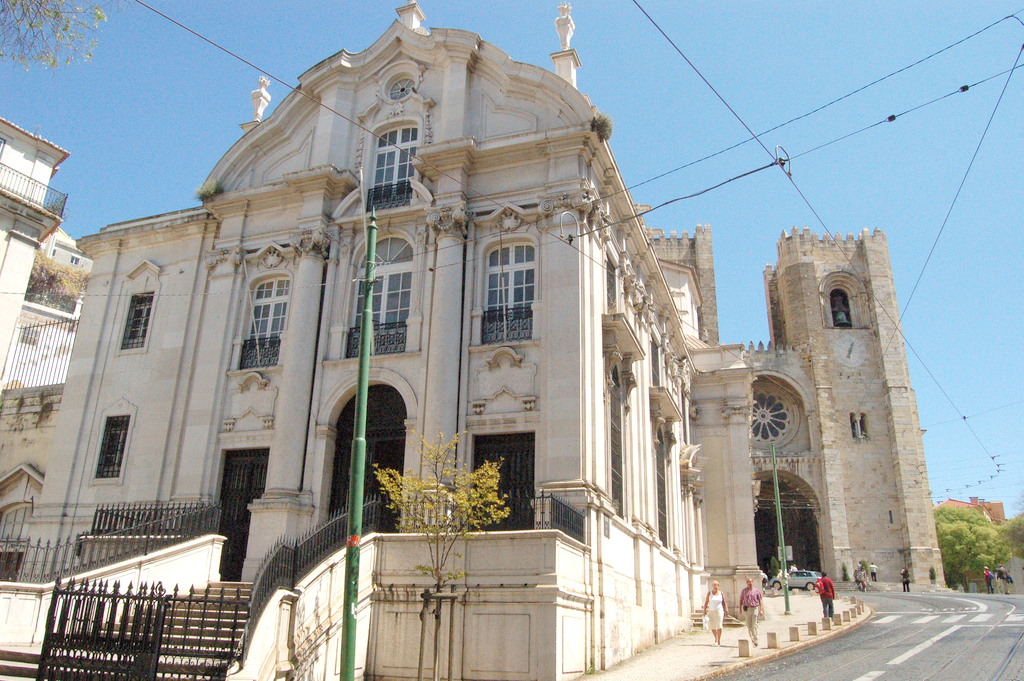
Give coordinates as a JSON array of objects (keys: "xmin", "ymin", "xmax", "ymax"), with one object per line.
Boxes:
[
  {"xmin": 329, "ymin": 384, "xmax": 407, "ymax": 531},
  {"xmin": 753, "ymin": 470, "xmax": 821, "ymax": 573}
]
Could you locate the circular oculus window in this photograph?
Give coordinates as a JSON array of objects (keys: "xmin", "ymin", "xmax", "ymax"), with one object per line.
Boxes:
[{"xmin": 388, "ymin": 78, "xmax": 415, "ymax": 100}]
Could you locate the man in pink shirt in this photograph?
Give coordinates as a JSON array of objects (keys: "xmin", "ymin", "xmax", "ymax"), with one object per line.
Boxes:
[{"xmin": 739, "ymin": 576, "xmax": 765, "ymax": 647}]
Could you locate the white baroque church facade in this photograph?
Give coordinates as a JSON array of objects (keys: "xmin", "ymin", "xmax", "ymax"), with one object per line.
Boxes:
[{"xmin": 24, "ymin": 3, "xmax": 941, "ymax": 678}]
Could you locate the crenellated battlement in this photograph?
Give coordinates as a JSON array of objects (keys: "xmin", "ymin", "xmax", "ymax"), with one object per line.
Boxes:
[
  {"xmin": 775, "ymin": 226, "xmax": 887, "ymax": 260},
  {"xmin": 743, "ymin": 341, "xmax": 799, "ymax": 355}
]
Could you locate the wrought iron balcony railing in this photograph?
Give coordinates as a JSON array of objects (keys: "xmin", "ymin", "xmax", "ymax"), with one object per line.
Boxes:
[
  {"xmin": 240, "ymin": 336, "xmax": 281, "ymax": 369},
  {"xmin": 0, "ymin": 163, "xmax": 68, "ymax": 218},
  {"xmin": 366, "ymin": 179, "xmax": 412, "ymax": 211},
  {"xmin": 482, "ymin": 306, "xmax": 533, "ymax": 344},
  {"xmin": 345, "ymin": 321, "xmax": 407, "ymax": 358}
]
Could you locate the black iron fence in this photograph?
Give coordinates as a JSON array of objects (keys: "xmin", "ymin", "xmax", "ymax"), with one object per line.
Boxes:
[
  {"xmin": 366, "ymin": 179, "xmax": 412, "ymax": 211},
  {"xmin": 345, "ymin": 321, "xmax": 407, "ymax": 358},
  {"xmin": 0, "ymin": 162, "xmax": 68, "ymax": 218},
  {"xmin": 533, "ymin": 492, "xmax": 586, "ymax": 544},
  {"xmin": 0, "ymin": 318, "xmax": 78, "ymax": 390},
  {"xmin": 38, "ymin": 578, "xmax": 247, "ymax": 681},
  {"xmin": 239, "ymin": 336, "xmax": 280, "ymax": 369},
  {"xmin": 0, "ymin": 502, "xmax": 220, "ymax": 584},
  {"xmin": 244, "ymin": 499, "xmax": 384, "ymax": 656},
  {"xmin": 481, "ymin": 306, "xmax": 533, "ymax": 344}
]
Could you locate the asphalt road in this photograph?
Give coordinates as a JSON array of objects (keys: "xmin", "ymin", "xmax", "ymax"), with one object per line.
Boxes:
[{"xmin": 718, "ymin": 591, "xmax": 1024, "ymax": 681}]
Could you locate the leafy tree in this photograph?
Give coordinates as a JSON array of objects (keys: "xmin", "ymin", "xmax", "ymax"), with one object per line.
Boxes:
[
  {"xmin": 374, "ymin": 431, "xmax": 510, "ymax": 591},
  {"xmin": 27, "ymin": 252, "xmax": 87, "ymax": 298},
  {"xmin": 1, "ymin": 0, "xmax": 113, "ymax": 68},
  {"xmin": 1001, "ymin": 515, "xmax": 1024, "ymax": 559},
  {"xmin": 934, "ymin": 506, "xmax": 1010, "ymax": 589}
]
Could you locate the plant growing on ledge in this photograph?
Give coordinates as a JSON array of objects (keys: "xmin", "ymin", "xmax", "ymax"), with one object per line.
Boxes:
[
  {"xmin": 374, "ymin": 431, "xmax": 510, "ymax": 591},
  {"xmin": 591, "ymin": 112, "xmax": 613, "ymax": 142},
  {"xmin": 195, "ymin": 178, "xmax": 224, "ymax": 202}
]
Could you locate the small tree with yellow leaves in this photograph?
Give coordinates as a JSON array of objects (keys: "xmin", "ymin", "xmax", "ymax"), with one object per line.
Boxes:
[{"xmin": 375, "ymin": 431, "xmax": 510, "ymax": 591}]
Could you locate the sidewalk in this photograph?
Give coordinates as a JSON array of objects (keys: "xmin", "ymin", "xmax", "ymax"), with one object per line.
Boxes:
[{"xmin": 590, "ymin": 590, "xmax": 871, "ymax": 681}]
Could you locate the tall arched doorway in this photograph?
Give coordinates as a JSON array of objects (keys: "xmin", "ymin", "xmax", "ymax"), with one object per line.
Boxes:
[
  {"xmin": 330, "ymin": 384, "xmax": 407, "ymax": 531},
  {"xmin": 754, "ymin": 471, "xmax": 821, "ymax": 573}
]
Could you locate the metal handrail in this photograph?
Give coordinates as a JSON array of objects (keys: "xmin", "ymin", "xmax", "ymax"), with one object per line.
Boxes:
[{"xmin": 0, "ymin": 163, "xmax": 68, "ymax": 218}]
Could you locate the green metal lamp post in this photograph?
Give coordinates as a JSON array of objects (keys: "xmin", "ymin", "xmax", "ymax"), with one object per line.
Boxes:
[
  {"xmin": 339, "ymin": 211, "xmax": 379, "ymax": 681},
  {"xmin": 770, "ymin": 443, "xmax": 791, "ymax": 615}
]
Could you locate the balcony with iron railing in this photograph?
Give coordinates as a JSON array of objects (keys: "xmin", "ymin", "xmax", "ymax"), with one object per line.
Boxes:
[
  {"xmin": 240, "ymin": 335, "xmax": 281, "ymax": 369},
  {"xmin": 366, "ymin": 179, "xmax": 412, "ymax": 211},
  {"xmin": 0, "ymin": 163, "xmax": 68, "ymax": 218},
  {"xmin": 345, "ymin": 321, "xmax": 407, "ymax": 358},
  {"xmin": 482, "ymin": 306, "xmax": 533, "ymax": 344}
]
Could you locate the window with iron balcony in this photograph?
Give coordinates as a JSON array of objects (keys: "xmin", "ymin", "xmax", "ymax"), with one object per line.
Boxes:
[
  {"xmin": 482, "ymin": 244, "xmax": 535, "ymax": 344},
  {"xmin": 366, "ymin": 127, "xmax": 417, "ymax": 211},
  {"xmin": 346, "ymin": 238, "xmax": 412, "ymax": 358},
  {"xmin": 240, "ymin": 279, "xmax": 289, "ymax": 369}
]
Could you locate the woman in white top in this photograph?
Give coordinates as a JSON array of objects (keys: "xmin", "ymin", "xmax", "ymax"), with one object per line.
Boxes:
[{"xmin": 702, "ymin": 580, "xmax": 729, "ymax": 646}]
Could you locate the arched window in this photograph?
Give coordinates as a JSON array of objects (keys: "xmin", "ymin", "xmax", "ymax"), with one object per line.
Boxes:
[
  {"xmin": 482, "ymin": 244, "xmax": 535, "ymax": 344},
  {"xmin": 347, "ymin": 238, "xmax": 413, "ymax": 357},
  {"xmin": 829, "ymin": 289, "xmax": 853, "ymax": 328},
  {"xmin": 368, "ymin": 127, "xmax": 418, "ymax": 210},
  {"xmin": 240, "ymin": 278, "xmax": 289, "ymax": 369}
]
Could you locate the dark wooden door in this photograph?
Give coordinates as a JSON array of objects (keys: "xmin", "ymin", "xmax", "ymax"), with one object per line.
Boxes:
[
  {"xmin": 330, "ymin": 385, "xmax": 407, "ymax": 532},
  {"xmin": 473, "ymin": 432, "xmax": 535, "ymax": 531},
  {"xmin": 218, "ymin": 448, "xmax": 268, "ymax": 581}
]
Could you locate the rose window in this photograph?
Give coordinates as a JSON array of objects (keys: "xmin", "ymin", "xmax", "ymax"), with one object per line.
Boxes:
[{"xmin": 751, "ymin": 393, "xmax": 791, "ymax": 442}]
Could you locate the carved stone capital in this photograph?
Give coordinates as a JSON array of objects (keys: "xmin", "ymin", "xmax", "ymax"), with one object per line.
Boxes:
[
  {"xmin": 291, "ymin": 227, "xmax": 331, "ymax": 259},
  {"xmin": 205, "ymin": 245, "xmax": 244, "ymax": 271},
  {"xmin": 538, "ymin": 190, "xmax": 597, "ymax": 219},
  {"xmin": 426, "ymin": 204, "xmax": 467, "ymax": 240}
]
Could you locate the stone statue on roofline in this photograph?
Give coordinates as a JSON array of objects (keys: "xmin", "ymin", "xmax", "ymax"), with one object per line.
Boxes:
[
  {"xmin": 251, "ymin": 76, "xmax": 271, "ymax": 123},
  {"xmin": 556, "ymin": 3, "xmax": 574, "ymax": 50}
]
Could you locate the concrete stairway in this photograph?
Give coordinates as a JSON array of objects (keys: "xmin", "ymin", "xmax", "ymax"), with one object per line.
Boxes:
[
  {"xmin": 0, "ymin": 581, "xmax": 251, "ymax": 680},
  {"xmin": 0, "ymin": 648, "xmax": 40, "ymax": 680}
]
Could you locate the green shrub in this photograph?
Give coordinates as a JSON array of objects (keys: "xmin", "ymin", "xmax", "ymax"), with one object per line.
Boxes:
[
  {"xmin": 196, "ymin": 178, "xmax": 224, "ymax": 201},
  {"xmin": 591, "ymin": 112, "xmax": 613, "ymax": 142}
]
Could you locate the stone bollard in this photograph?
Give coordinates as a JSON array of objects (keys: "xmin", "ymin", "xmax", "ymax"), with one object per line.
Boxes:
[
  {"xmin": 832, "ymin": 614, "xmax": 842, "ymax": 627},
  {"xmin": 843, "ymin": 611, "xmax": 851, "ymax": 623},
  {"xmin": 822, "ymin": 617, "xmax": 832, "ymax": 631},
  {"xmin": 767, "ymin": 631, "xmax": 779, "ymax": 649},
  {"xmin": 738, "ymin": 639, "xmax": 751, "ymax": 657},
  {"xmin": 790, "ymin": 626, "xmax": 801, "ymax": 642},
  {"xmin": 808, "ymin": 621, "xmax": 818, "ymax": 635}
]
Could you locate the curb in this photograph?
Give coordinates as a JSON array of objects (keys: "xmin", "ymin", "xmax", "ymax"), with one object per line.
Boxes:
[{"xmin": 685, "ymin": 604, "xmax": 875, "ymax": 681}]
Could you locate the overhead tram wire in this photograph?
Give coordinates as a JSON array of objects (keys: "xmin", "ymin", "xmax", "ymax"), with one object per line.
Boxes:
[
  {"xmin": 620, "ymin": 10, "xmax": 1024, "ymax": 199},
  {"xmin": 630, "ymin": 0, "xmax": 1018, "ymax": 495},
  {"xmin": 864, "ymin": 42, "xmax": 1023, "ymax": 494}
]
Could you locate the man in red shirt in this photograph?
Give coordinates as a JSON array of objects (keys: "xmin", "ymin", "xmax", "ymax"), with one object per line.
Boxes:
[
  {"xmin": 739, "ymin": 576, "xmax": 765, "ymax": 647},
  {"xmin": 816, "ymin": 571, "xmax": 835, "ymax": 618}
]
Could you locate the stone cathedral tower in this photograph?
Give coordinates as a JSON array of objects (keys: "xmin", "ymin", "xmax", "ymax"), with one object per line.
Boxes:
[
  {"xmin": 654, "ymin": 225, "xmax": 943, "ymax": 584},
  {"xmin": 747, "ymin": 227, "xmax": 942, "ymax": 583}
]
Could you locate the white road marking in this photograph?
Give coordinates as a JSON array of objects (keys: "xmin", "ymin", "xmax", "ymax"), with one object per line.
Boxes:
[
  {"xmin": 853, "ymin": 673, "xmax": 886, "ymax": 681},
  {"xmin": 942, "ymin": 614, "xmax": 966, "ymax": 623},
  {"xmin": 965, "ymin": 599, "xmax": 988, "ymax": 612},
  {"xmin": 1006, "ymin": 614, "xmax": 1024, "ymax": 622},
  {"xmin": 874, "ymin": 615, "xmax": 900, "ymax": 623},
  {"xmin": 913, "ymin": 616, "xmax": 939, "ymax": 624},
  {"xmin": 970, "ymin": 614, "xmax": 993, "ymax": 623},
  {"xmin": 888, "ymin": 626, "xmax": 962, "ymax": 665}
]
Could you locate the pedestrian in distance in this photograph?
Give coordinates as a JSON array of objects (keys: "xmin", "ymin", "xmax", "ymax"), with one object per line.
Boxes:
[
  {"xmin": 703, "ymin": 580, "xmax": 729, "ymax": 647},
  {"xmin": 739, "ymin": 576, "xmax": 765, "ymax": 647},
  {"xmin": 901, "ymin": 567, "xmax": 910, "ymax": 592},
  {"xmin": 869, "ymin": 562, "xmax": 878, "ymax": 582},
  {"xmin": 997, "ymin": 565, "xmax": 1011, "ymax": 594},
  {"xmin": 854, "ymin": 566, "xmax": 867, "ymax": 592},
  {"xmin": 985, "ymin": 566, "xmax": 995, "ymax": 594},
  {"xmin": 816, "ymin": 571, "xmax": 835, "ymax": 618}
]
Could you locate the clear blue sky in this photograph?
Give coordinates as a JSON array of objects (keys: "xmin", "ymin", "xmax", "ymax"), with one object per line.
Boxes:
[{"xmin": 3, "ymin": 1, "xmax": 1022, "ymax": 514}]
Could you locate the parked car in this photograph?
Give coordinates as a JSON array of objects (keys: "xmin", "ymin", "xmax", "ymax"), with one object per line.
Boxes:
[{"xmin": 770, "ymin": 570, "xmax": 822, "ymax": 591}]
